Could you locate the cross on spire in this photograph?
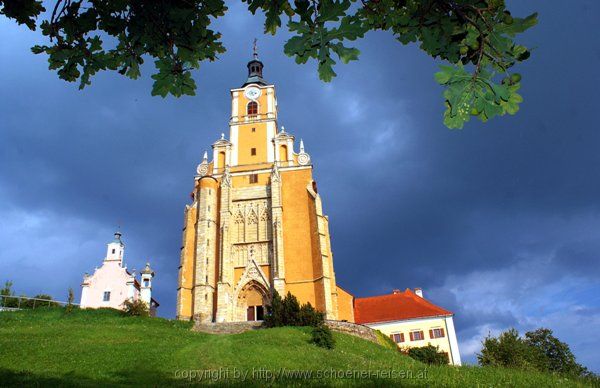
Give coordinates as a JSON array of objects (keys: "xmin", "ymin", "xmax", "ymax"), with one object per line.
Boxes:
[{"xmin": 253, "ymin": 38, "xmax": 258, "ymax": 60}]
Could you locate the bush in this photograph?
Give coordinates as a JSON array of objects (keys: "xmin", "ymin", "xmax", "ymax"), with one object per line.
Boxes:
[
  {"xmin": 1, "ymin": 281, "xmax": 18, "ymax": 308},
  {"xmin": 122, "ymin": 299, "xmax": 149, "ymax": 317},
  {"xmin": 281, "ymin": 292, "xmax": 301, "ymax": 326},
  {"xmin": 375, "ymin": 330, "xmax": 399, "ymax": 351},
  {"xmin": 406, "ymin": 345, "xmax": 449, "ymax": 365},
  {"xmin": 478, "ymin": 327, "xmax": 591, "ymax": 378},
  {"xmin": 21, "ymin": 294, "xmax": 60, "ymax": 309},
  {"xmin": 265, "ymin": 291, "xmax": 324, "ymax": 328},
  {"xmin": 311, "ymin": 325, "xmax": 335, "ymax": 349},
  {"xmin": 264, "ymin": 291, "xmax": 284, "ymax": 328},
  {"xmin": 478, "ymin": 328, "xmax": 542, "ymax": 371},
  {"xmin": 298, "ymin": 302, "xmax": 324, "ymax": 327},
  {"xmin": 66, "ymin": 288, "xmax": 75, "ymax": 314}
]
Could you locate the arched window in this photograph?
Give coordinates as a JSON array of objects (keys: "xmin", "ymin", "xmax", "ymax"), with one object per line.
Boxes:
[
  {"xmin": 247, "ymin": 101, "xmax": 258, "ymax": 116},
  {"xmin": 279, "ymin": 144, "xmax": 288, "ymax": 161},
  {"xmin": 218, "ymin": 151, "xmax": 226, "ymax": 169}
]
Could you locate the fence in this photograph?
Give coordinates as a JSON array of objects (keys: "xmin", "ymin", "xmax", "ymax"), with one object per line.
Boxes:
[{"xmin": 0, "ymin": 295, "xmax": 78, "ymax": 311}]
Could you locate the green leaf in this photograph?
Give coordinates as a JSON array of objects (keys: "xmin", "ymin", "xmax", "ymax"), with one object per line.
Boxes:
[{"xmin": 330, "ymin": 43, "xmax": 359, "ymax": 64}]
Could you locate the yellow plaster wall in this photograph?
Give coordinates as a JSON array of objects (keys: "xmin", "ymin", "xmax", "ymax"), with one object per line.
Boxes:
[
  {"xmin": 280, "ymin": 168, "xmax": 334, "ymax": 311},
  {"xmin": 236, "ymin": 122, "xmax": 269, "ymax": 165},
  {"xmin": 231, "ymin": 173, "xmax": 270, "ymax": 188},
  {"xmin": 369, "ymin": 318, "xmax": 454, "ymax": 362},
  {"xmin": 337, "ymin": 287, "xmax": 355, "ymax": 322},
  {"xmin": 281, "ymin": 169, "xmax": 317, "ymax": 283}
]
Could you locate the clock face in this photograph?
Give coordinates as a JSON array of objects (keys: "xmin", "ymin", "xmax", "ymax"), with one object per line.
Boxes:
[{"xmin": 244, "ymin": 87, "xmax": 261, "ymax": 100}]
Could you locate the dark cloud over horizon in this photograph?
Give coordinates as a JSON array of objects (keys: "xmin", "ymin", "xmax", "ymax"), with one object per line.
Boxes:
[{"xmin": 1, "ymin": 0, "xmax": 599, "ymax": 372}]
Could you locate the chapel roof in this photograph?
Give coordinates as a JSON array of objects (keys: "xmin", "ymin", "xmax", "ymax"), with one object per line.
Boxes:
[{"xmin": 353, "ymin": 288, "xmax": 452, "ymax": 324}]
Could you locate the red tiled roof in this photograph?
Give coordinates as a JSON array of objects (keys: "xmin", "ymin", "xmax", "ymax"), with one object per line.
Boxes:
[{"xmin": 354, "ymin": 289, "xmax": 452, "ymax": 324}]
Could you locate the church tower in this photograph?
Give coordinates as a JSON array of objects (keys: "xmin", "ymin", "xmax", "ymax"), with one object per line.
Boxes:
[{"xmin": 176, "ymin": 50, "xmax": 354, "ymax": 323}]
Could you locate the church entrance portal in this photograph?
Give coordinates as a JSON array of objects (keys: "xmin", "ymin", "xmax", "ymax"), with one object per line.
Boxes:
[{"xmin": 236, "ymin": 281, "xmax": 268, "ymax": 321}]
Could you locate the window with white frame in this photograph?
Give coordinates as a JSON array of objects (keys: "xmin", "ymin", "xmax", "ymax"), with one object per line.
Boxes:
[
  {"xmin": 389, "ymin": 333, "xmax": 405, "ymax": 343},
  {"xmin": 103, "ymin": 291, "xmax": 111, "ymax": 302},
  {"xmin": 430, "ymin": 327, "xmax": 445, "ymax": 339},
  {"xmin": 410, "ymin": 330, "xmax": 424, "ymax": 341}
]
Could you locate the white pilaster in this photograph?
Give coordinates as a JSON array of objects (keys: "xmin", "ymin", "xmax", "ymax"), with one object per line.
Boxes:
[{"xmin": 445, "ymin": 316, "xmax": 462, "ymax": 365}]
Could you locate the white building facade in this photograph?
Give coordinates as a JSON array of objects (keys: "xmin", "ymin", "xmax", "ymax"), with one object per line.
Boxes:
[
  {"xmin": 354, "ymin": 289, "xmax": 461, "ymax": 365},
  {"xmin": 80, "ymin": 232, "xmax": 158, "ymax": 315}
]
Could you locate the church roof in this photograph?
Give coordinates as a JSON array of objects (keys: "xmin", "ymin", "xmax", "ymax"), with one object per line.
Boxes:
[{"xmin": 353, "ymin": 289, "xmax": 452, "ymax": 324}]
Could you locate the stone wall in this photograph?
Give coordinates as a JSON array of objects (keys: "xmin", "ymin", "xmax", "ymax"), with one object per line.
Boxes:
[
  {"xmin": 191, "ymin": 318, "xmax": 381, "ymax": 346},
  {"xmin": 193, "ymin": 319, "xmax": 263, "ymax": 334},
  {"xmin": 325, "ymin": 320, "xmax": 380, "ymax": 345}
]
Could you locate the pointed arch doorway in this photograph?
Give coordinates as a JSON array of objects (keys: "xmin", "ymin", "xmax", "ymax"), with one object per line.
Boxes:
[{"xmin": 235, "ymin": 281, "xmax": 269, "ymax": 321}]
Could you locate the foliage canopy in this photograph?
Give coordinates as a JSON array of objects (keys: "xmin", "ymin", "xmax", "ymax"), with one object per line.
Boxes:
[
  {"xmin": 406, "ymin": 345, "xmax": 449, "ymax": 365},
  {"xmin": 1, "ymin": 0, "xmax": 537, "ymax": 128},
  {"xmin": 478, "ymin": 328, "xmax": 592, "ymax": 378}
]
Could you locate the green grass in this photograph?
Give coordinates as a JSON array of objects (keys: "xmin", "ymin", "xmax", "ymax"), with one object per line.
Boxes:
[{"xmin": 0, "ymin": 308, "xmax": 595, "ymax": 387}]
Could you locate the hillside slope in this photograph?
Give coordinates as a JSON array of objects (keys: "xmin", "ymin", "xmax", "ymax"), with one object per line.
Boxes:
[{"xmin": 0, "ymin": 308, "xmax": 592, "ymax": 386}]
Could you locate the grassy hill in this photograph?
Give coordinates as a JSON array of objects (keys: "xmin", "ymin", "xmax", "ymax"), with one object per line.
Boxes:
[{"xmin": 0, "ymin": 308, "xmax": 594, "ymax": 387}]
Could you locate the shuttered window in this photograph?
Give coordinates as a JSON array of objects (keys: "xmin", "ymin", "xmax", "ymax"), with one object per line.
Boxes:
[
  {"xmin": 430, "ymin": 328, "xmax": 445, "ymax": 339},
  {"xmin": 410, "ymin": 330, "xmax": 424, "ymax": 341},
  {"xmin": 390, "ymin": 333, "xmax": 405, "ymax": 343}
]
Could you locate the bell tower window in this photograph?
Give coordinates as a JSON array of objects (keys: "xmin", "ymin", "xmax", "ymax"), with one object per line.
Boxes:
[{"xmin": 247, "ymin": 101, "xmax": 258, "ymax": 116}]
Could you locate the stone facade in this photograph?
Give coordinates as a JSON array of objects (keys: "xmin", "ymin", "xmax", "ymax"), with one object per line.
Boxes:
[{"xmin": 176, "ymin": 56, "xmax": 353, "ymax": 323}]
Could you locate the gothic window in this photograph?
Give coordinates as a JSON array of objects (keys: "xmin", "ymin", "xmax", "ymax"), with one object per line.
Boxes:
[
  {"xmin": 246, "ymin": 210, "xmax": 259, "ymax": 241},
  {"xmin": 234, "ymin": 211, "xmax": 245, "ymax": 242},
  {"xmin": 259, "ymin": 208, "xmax": 269, "ymax": 241},
  {"xmin": 247, "ymin": 101, "xmax": 258, "ymax": 116}
]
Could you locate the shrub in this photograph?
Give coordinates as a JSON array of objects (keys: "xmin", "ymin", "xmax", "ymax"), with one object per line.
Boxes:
[
  {"xmin": 1, "ymin": 281, "xmax": 18, "ymax": 308},
  {"xmin": 311, "ymin": 325, "xmax": 335, "ymax": 349},
  {"xmin": 264, "ymin": 291, "xmax": 284, "ymax": 328},
  {"xmin": 265, "ymin": 291, "xmax": 324, "ymax": 328},
  {"xmin": 375, "ymin": 330, "xmax": 399, "ymax": 351},
  {"xmin": 21, "ymin": 294, "xmax": 60, "ymax": 309},
  {"xmin": 66, "ymin": 288, "xmax": 75, "ymax": 314},
  {"xmin": 478, "ymin": 327, "xmax": 591, "ymax": 378},
  {"xmin": 478, "ymin": 328, "xmax": 542, "ymax": 371},
  {"xmin": 281, "ymin": 292, "xmax": 301, "ymax": 326},
  {"xmin": 122, "ymin": 299, "xmax": 149, "ymax": 317},
  {"xmin": 298, "ymin": 302, "xmax": 324, "ymax": 327},
  {"xmin": 406, "ymin": 345, "xmax": 449, "ymax": 365}
]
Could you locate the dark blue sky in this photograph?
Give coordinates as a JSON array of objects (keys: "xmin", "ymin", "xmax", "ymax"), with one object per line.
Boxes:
[{"xmin": 1, "ymin": 1, "xmax": 599, "ymax": 371}]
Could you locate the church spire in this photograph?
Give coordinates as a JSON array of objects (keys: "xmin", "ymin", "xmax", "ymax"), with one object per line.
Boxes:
[{"xmin": 243, "ymin": 39, "xmax": 267, "ymax": 87}]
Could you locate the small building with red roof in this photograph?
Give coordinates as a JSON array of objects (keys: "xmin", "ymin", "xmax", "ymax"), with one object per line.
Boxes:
[{"xmin": 353, "ymin": 288, "xmax": 461, "ymax": 365}]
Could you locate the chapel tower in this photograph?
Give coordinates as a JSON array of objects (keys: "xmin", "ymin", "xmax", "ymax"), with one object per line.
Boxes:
[{"xmin": 176, "ymin": 51, "xmax": 354, "ymax": 323}]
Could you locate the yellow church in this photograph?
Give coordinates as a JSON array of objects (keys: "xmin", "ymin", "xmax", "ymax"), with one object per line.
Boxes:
[{"xmin": 176, "ymin": 52, "xmax": 355, "ymax": 323}]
